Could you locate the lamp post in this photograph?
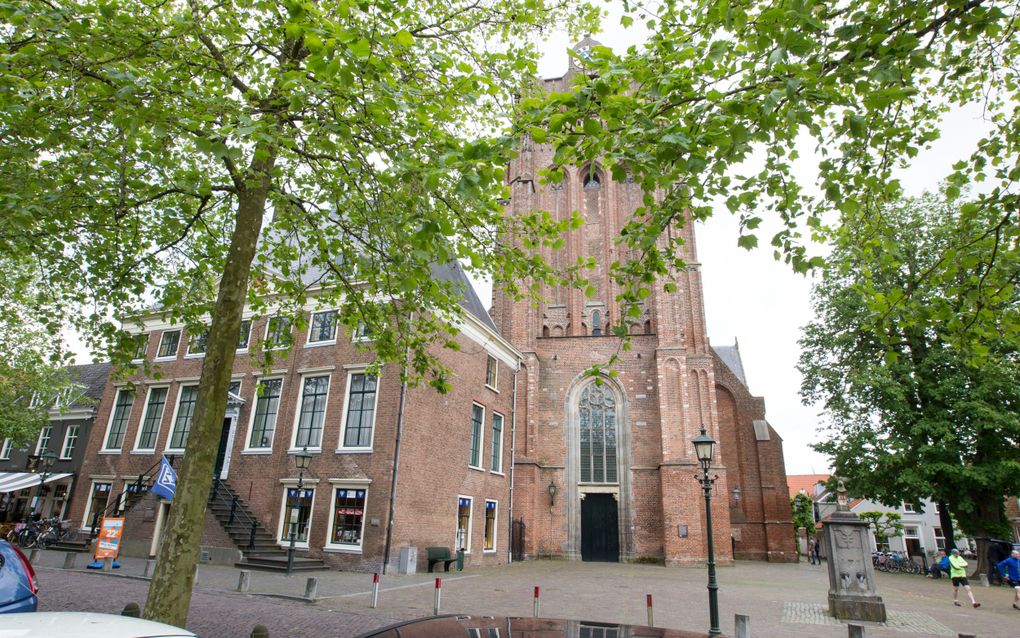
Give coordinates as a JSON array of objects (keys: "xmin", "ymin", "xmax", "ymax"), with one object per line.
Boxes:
[
  {"xmin": 32, "ymin": 449, "xmax": 58, "ymax": 519},
  {"xmin": 286, "ymin": 447, "xmax": 313, "ymax": 576},
  {"xmin": 692, "ymin": 427, "xmax": 721, "ymax": 637}
]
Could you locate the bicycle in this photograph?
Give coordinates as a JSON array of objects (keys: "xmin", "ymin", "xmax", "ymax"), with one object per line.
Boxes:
[{"xmin": 36, "ymin": 518, "xmax": 71, "ymax": 548}]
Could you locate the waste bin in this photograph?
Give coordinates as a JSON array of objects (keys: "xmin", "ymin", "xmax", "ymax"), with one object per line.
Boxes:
[
  {"xmin": 399, "ymin": 546, "xmax": 417, "ymax": 575},
  {"xmin": 456, "ymin": 548, "xmax": 465, "ymax": 571}
]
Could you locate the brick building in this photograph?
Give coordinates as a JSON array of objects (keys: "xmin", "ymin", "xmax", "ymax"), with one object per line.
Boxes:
[
  {"xmin": 489, "ymin": 37, "xmax": 796, "ymax": 565},
  {"xmin": 67, "ymin": 262, "xmax": 520, "ymax": 572}
]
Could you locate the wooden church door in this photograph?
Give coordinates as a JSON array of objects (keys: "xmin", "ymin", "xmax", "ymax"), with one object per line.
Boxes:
[{"xmin": 581, "ymin": 493, "xmax": 619, "ymax": 562}]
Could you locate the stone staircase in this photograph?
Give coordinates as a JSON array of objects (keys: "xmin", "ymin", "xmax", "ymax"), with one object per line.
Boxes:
[{"xmin": 208, "ymin": 479, "xmax": 325, "ymax": 572}]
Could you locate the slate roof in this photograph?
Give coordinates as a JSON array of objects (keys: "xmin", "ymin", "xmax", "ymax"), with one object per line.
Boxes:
[
  {"xmin": 66, "ymin": 362, "xmax": 111, "ymax": 405},
  {"xmin": 713, "ymin": 342, "xmax": 747, "ymax": 385},
  {"xmin": 430, "ymin": 260, "xmax": 497, "ymax": 332}
]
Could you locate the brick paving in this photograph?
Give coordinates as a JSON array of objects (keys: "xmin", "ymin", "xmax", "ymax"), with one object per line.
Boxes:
[{"xmin": 29, "ymin": 550, "xmax": 1020, "ymax": 637}]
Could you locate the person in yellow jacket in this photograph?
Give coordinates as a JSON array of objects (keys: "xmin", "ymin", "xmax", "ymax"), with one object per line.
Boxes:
[{"xmin": 949, "ymin": 548, "xmax": 980, "ymax": 608}]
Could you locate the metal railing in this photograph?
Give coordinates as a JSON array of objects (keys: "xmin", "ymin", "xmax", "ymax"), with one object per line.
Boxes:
[
  {"xmin": 88, "ymin": 456, "xmax": 170, "ymax": 538},
  {"xmin": 210, "ymin": 478, "xmax": 259, "ymax": 551}
]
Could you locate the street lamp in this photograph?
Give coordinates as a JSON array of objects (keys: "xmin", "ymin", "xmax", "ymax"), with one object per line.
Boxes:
[
  {"xmin": 286, "ymin": 447, "xmax": 313, "ymax": 576},
  {"xmin": 32, "ymin": 449, "xmax": 59, "ymax": 519},
  {"xmin": 692, "ymin": 427, "xmax": 721, "ymax": 637}
]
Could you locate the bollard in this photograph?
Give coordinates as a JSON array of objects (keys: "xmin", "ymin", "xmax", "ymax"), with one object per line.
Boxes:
[
  {"xmin": 533, "ymin": 586, "xmax": 540, "ymax": 618},
  {"xmin": 958, "ymin": 634, "xmax": 977, "ymax": 638},
  {"xmin": 121, "ymin": 602, "xmax": 141, "ymax": 618},
  {"xmin": 734, "ymin": 614, "xmax": 750, "ymax": 638},
  {"xmin": 103, "ymin": 557, "xmax": 113, "ymax": 572},
  {"xmin": 143, "ymin": 559, "xmax": 156, "ymax": 578},
  {"xmin": 304, "ymin": 576, "xmax": 318, "ymax": 601},
  {"xmin": 251, "ymin": 626, "xmax": 269, "ymax": 638},
  {"xmin": 848, "ymin": 624, "xmax": 865, "ymax": 638},
  {"xmin": 434, "ymin": 578, "xmax": 442, "ymax": 616},
  {"xmin": 978, "ymin": 574, "xmax": 989, "ymax": 587},
  {"xmin": 193, "ymin": 569, "xmax": 199, "ymax": 586},
  {"xmin": 29, "ymin": 548, "xmax": 39, "ymax": 564},
  {"xmin": 646, "ymin": 594, "xmax": 653, "ymax": 627},
  {"xmin": 371, "ymin": 573, "xmax": 380, "ymax": 609},
  {"xmin": 62, "ymin": 552, "xmax": 77, "ymax": 570},
  {"xmin": 237, "ymin": 570, "xmax": 251, "ymax": 593}
]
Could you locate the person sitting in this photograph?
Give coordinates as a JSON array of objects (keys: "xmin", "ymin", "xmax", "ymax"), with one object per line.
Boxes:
[{"xmin": 928, "ymin": 550, "xmax": 949, "ymax": 579}]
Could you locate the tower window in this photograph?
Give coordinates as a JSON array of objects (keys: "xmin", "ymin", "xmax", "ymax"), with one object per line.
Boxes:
[
  {"xmin": 583, "ymin": 171, "xmax": 601, "ymax": 190},
  {"xmin": 591, "ymin": 310, "xmax": 602, "ymax": 336}
]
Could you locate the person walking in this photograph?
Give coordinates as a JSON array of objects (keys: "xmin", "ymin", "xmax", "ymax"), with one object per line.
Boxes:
[
  {"xmin": 810, "ymin": 538, "xmax": 820, "ymax": 565},
  {"xmin": 949, "ymin": 548, "xmax": 980, "ymax": 608},
  {"xmin": 996, "ymin": 549, "xmax": 1020, "ymax": 611}
]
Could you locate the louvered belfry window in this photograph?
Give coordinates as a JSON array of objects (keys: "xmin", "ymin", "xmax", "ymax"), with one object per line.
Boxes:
[{"xmin": 579, "ymin": 384, "xmax": 617, "ymax": 483}]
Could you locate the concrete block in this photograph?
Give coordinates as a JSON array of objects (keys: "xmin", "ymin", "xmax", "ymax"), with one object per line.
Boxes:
[
  {"xmin": 143, "ymin": 559, "xmax": 156, "ymax": 578},
  {"xmin": 62, "ymin": 552, "xmax": 77, "ymax": 570},
  {"xmin": 304, "ymin": 576, "xmax": 318, "ymax": 601},
  {"xmin": 103, "ymin": 557, "xmax": 113, "ymax": 572},
  {"xmin": 237, "ymin": 570, "xmax": 251, "ymax": 593},
  {"xmin": 848, "ymin": 624, "xmax": 865, "ymax": 638},
  {"xmin": 734, "ymin": 614, "xmax": 750, "ymax": 638},
  {"xmin": 29, "ymin": 549, "xmax": 39, "ymax": 564}
]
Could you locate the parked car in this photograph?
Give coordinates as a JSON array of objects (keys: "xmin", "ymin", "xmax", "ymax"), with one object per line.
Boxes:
[
  {"xmin": 356, "ymin": 615, "xmax": 711, "ymax": 638},
  {"xmin": 0, "ymin": 612, "xmax": 195, "ymax": 637},
  {"xmin": 0, "ymin": 538, "xmax": 38, "ymax": 613}
]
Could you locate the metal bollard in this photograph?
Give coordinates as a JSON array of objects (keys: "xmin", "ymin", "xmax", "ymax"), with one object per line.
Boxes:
[
  {"xmin": 434, "ymin": 578, "xmax": 442, "ymax": 616},
  {"xmin": 734, "ymin": 614, "xmax": 750, "ymax": 638},
  {"xmin": 103, "ymin": 557, "xmax": 113, "ymax": 572},
  {"xmin": 29, "ymin": 548, "xmax": 39, "ymax": 564},
  {"xmin": 251, "ymin": 626, "xmax": 269, "ymax": 638},
  {"xmin": 371, "ymin": 573, "xmax": 380, "ymax": 608},
  {"xmin": 121, "ymin": 602, "xmax": 141, "ymax": 618},
  {"xmin": 237, "ymin": 570, "xmax": 251, "ymax": 593},
  {"xmin": 646, "ymin": 594, "xmax": 653, "ymax": 627},
  {"xmin": 304, "ymin": 577, "xmax": 318, "ymax": 601},
  {"xmin": 848, "ymin": 624, "xmax": 865, "ymax": 638},
  {"xmin": 143, "ymin": 559, "xmax": 156, "ymax": 578},
  {"xmin": 62, "ymin": 552, "xmax": 77, "ymax": 570},
  {"xmin": 533, "ymin": 586, "xmax": 540, "ymax": 618}
]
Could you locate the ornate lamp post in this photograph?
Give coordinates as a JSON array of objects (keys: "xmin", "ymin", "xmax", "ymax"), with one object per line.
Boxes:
[
  {"xmin": 286, "ymin": 447, "xmax": 313, "ymax": 576},
  {"xmin": 32, "ymin": 449, "xmax": 59, "ymax": 519},
  {"xmin": 692, "ymin": 427, "xmax": 721, "ymax": 637}
]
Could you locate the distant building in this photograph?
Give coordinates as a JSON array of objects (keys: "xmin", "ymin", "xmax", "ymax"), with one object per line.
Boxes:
[{"xmin": 0, "ymin": 363, "xmax": 111, "ymax": 523}]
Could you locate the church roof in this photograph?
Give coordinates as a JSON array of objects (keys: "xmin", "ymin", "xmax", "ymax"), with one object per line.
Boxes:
[
  {"xmin": 429, "ymin": 260, "xmax": 498, "ymax": 332},
  {"xmin": 713, "ymin": 342, "xmax": 747, "ymax": 385}
]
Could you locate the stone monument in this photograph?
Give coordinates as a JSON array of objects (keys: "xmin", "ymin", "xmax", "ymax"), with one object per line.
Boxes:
[{"xmin": 820, "ymin": 480, "xmax": 887, "ymax": 622}]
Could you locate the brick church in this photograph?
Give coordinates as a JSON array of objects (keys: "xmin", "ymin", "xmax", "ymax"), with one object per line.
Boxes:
[
  {"xmin": 60, "ymin": 38, "xmax": 794, "ymax": 572},
  {"xmin": 491, "ymin": 37, "xmax": 796, "ymax": 564}
]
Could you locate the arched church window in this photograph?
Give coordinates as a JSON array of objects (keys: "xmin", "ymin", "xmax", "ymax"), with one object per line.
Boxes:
[
  {"xmin": 591, "ymin": 310, "xmax": 602, "ymax": 336},
  {"xmin": 579, "ymin": 383, "xmax": 617, "ymax": 483},
  {"xmin": 583, "ymin": 169, "xmax": 601, "ymax": 190}
]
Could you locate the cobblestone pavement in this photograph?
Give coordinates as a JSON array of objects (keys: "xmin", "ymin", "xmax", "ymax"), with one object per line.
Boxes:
[{"xmin": 29, "ymin": 550, "xmax": 1020, "ymax": 637}]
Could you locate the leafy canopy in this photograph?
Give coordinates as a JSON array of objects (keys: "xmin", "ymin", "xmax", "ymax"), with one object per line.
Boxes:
[
  {"xmin": 517, "ymin": 0, "xmax": 1020, "ymax": 355},
  {"xmin": 799, "ymin": 191, "xmax": 1020, "ymax": 539}
]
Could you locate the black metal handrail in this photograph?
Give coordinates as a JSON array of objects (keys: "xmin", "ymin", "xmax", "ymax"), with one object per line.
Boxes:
[
  {"xmin": 88, "ymin": 456, "xmax": 171, "ymax": 538},
  {"xmin": 210, "ymin": 478, "xmax": 259, "ymax": 550}
]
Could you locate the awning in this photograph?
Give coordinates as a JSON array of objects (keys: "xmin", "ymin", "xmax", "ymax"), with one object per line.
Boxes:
[{"xmin": 0, "ymin": 472, "xmax": 73, "ymax": 494}]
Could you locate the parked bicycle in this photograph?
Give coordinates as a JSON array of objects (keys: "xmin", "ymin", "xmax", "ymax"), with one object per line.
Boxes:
[{"xmin": 35, "ymin": 518, "xmax": 71, "ymax": 548}]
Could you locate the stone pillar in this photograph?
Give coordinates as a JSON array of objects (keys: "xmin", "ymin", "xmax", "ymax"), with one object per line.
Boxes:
[{"xmin": 821, "ymin": 482, "xmax": 886, "ymax": 622}]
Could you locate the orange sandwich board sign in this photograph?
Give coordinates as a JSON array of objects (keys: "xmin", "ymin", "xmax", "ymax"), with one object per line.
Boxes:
[{"xmin": 89, "ymin": 517, "xmax": 124, "ymax": 568}]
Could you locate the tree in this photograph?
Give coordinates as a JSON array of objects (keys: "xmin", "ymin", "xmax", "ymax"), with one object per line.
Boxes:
[
  {"xmin": 1, "ymin": 0, "xmax": 597, "ymax": 625},
  {"xmin": 858, "ymin": 511, "xmax": 905, "ymax": 552},
  {"xmin": 790, "ymin": 493, "xmax": 816, "ymax": 537},
  {"xmin": 799, "ymin": 191, "xmax": 1020, "ymax": 575},
  {"xmin": 516, "ymin": 0, "xmax": 1020, "ymax": 356}
]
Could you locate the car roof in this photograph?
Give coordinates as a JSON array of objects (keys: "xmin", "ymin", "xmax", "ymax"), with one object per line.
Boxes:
[{"xmin": 0, "ymin": 612, "xmax": 195, "ymax": 637}]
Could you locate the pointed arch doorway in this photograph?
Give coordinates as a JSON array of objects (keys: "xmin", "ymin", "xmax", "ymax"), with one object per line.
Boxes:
[{"xmin": 575, "ymin": 382, "xmax": 622, "ymax": 562}]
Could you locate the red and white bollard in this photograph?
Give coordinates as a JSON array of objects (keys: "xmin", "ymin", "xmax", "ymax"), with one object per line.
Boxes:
[
  {"xmin": 434, "ymin": 578, "xmax": 442, "ymax": 616},
  {"xmin": 533, "ymin": 586, "xmax": 541, "ymax": 617},
  {"xmin": 646, "ymin": 594, "xmax": 654, "ymax": 627},
  {"xmin": 371, "ymin": 573, "xmax": 380, "ymax": 609}
]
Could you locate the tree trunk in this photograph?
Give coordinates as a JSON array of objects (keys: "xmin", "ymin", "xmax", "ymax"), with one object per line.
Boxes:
[
  {"xmin": 937, "ymin": 501, "xmax": 954, "ymax": 552},
  {"xmin": 143, "ymin": 182, "xmax": 269, "ymax": 626}
]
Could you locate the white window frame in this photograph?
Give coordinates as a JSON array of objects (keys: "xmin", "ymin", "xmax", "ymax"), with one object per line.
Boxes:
[
  {"xmin": 483, "ymin": 499, "xmax": 498, "ymax": 553},
  {"xmin": 902, "ymin": 502, "xmax": 916, "ymax": 513},
  {"xmin": 456, "ymin": 495, "xmax": 473, "ymax": 554},
  {"xmin": 0, "ymin": 437, "xmax": 12, "ymax": 460},
  {"xmin": 264, "ymin": 315, "xmax": 293, "ymax": 350},
  {"xmin": 352, "ymin": 322, "xmax": 372, "ymax": 342},
  {"xmin": 102, "ymin": 388, "xmax": 135, "ymax": 452},
  {"xmin": 59, "ymin": 425, "xmax": 79, "ymax": 460},
  {"xmin": 337, "ymin": 369, "xmax": 380, "ymax": 452},
  {"xmin": 236, "ymin": 319, "xmax": 253, "ymax": 352},
  {"xmin": 132, "ymin": 386, "xmax": 169, "ymax": 453},
  {"xmin": 469, "ymin": 404, "xmax": 484, "ymax": 470},
  {"xmin": 933, "ymin": 526, "xmax": 947, "ymax": 551},
  {"xmin": 81, "ymin": 480, "xmax": 113, "ymax": 530},
  {"xmin": 289, "ymin": 374, "xmax": 331, "ymax": 452},
  {"xmin": 490, "ymin": 412, "xmax": 504, "ymax": 474},
  {"xmin": 243, "ymin": 377, "xmax": 284, "ymax": 453},
  {"xmin": 35, "ymin": 426, "xmax": 52, "ymax": 456},
  {"xmin": 323, "ymin": 479, "xmax": 371, "ymax": 553},
  {"xmin": 130, "ymin": 333, "xmax": 149, "ymax": 362},
  {"xmin": 185, "ymin": 327, "xmax": 209, "ymax": 358},
  {"xmin": 306, "ymin": 309, "xmax": 339, "ymax": 346},
  {"xmin": 276, "ymin": 483, "xmax": 316, "ymax": 549},
  {"xmin": 485, "ymin": 355, "xmax": 498, "ymax": 391},
  {"xmin": 155, "ymin": 329, "xmax": 182, "ymax": 360},
  {"xmin": 165, "ymin": 384, "xmax": 199, "ymax": 453}
]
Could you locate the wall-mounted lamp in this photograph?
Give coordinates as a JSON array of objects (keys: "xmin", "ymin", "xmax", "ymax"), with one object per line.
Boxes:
[
  {"xmin": 732, "ymin": 486, "xmax": 741, "ymax": 503},
  {"xmin": 548, "ymin": 480, "xmax": 557, "ymax": 506}
]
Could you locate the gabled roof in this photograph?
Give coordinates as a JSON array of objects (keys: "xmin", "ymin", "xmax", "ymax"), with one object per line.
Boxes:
[
  {"xmin": 66, "ymin": 362, "xmax": 111, "ymax": 405},
  {"xmin": 712, "ymin": 341, "xmax": 747, "ymax": 385},
  {"xmin": 787, "ymin": 474, "xmax": 830, "ymax": 499},
  {"xmin": 430, "ymin": 260, "xmax": 497, "ymax": 332}
]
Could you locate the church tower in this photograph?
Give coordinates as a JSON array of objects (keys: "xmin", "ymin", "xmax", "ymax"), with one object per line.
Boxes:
[{"xmin": 492, "ymin": 36, "xmax": 735, "ymax": 565}]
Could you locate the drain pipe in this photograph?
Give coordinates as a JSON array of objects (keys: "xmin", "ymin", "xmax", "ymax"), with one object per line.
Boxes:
[
  {"xmin": 507, "ymin": 359, "xmax": 521, "ymax": 563},
  {"xmin": 381, "ymin": 351, "xmax": 410, "ymax": 575}
]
